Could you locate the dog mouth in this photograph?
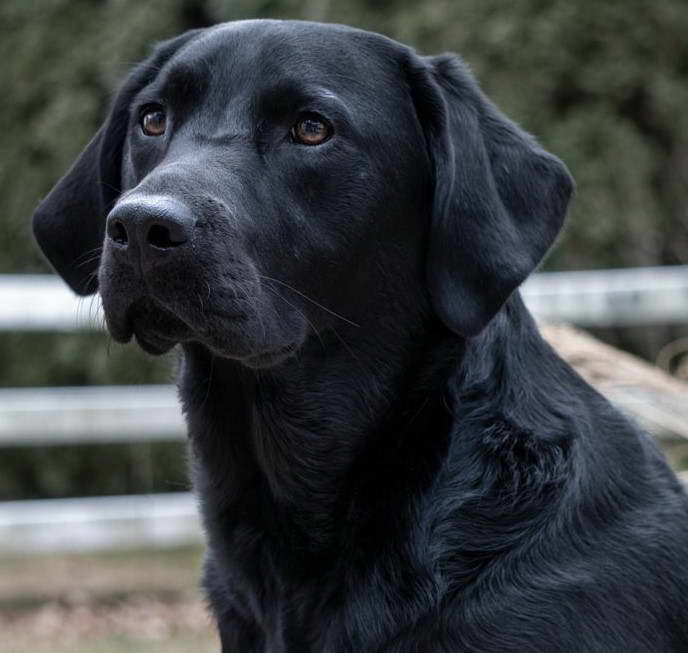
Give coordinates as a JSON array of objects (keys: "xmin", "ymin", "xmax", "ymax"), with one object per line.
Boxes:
[
  {"xmin": 105, "ymin": 297, "xmax": 193, "ymax": 354},
  {"xmin": 133, "ymin": 330, "xmax": 177, "ymax": 355},
  {"xmin": 103, "ymin": 293, "xmax": 304, "ymax": 365}
]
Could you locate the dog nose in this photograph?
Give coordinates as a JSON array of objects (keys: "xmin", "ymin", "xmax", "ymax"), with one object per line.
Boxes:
[{"xmin": 106, "ymin": 196, "xmax": 195, "ymax": 261}]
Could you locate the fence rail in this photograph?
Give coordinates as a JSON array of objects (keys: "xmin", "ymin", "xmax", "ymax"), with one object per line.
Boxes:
[
  {"xmin": 1, "ymin": 266, "xmax": 688, "ymax": 331},
  {"xmin": 0, "ymin": 492, "xmax": 199, "ymax": 555},
  {"xmin": 0, "ymin": 385, "xmax": 183, "ymax": 446},
  {"xmin": 523, "ymin": 265, "xmax": 688, "ymax": 326},
  {"xmin": 0, "ymin": 267, "xmax": 686, "ymax": 555}
]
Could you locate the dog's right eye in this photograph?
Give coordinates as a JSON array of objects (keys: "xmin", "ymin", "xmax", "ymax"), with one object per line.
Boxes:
[
  {"xmin": 140, "ymin": 105, "xmax": 166, "ymax": 137},
  {"xmin": 291, "ymin": 114, "xmax": 332, "ymax": 146}
]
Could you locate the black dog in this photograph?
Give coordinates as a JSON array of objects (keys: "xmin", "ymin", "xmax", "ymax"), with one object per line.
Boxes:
[{"xmin": 33, "ymin": 20, "xmax": 688, "ymax": 652}]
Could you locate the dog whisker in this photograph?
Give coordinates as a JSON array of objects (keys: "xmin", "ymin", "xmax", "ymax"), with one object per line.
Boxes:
[
  {"xmin": 231, "ymin": 281, "xmax": 267, "ymax": 343},
  {"xmin": 259, "ymin": 274, "xmax": 360, "ymax": 328},
  {"xmin": 98, "ymin": 179, "xmax": 123, "ymax": 196},
  {"xmin": 74, "ymin": 246, "xmax": 103, "ymax": 266},
  {"xmin": 263, "ymin": 283, "xmax": 325, "ymax": 351}
]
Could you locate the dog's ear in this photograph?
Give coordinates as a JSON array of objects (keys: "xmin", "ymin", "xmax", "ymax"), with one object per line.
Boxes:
[
  {"xmin": 32, "ymin": 30, "xmax": 201, "ymax": 295},
  {"xmin": 408, "ymin": 54, "xmax": 573, "ymax": 336}
]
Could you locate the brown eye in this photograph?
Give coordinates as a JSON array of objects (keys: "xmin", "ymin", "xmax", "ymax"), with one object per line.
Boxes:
[
  {"xmin": 140, "ymin": 105, "xmax": 166, "ymax": 136},
  {"xmin": 291, "ymin": 115, "xmax": 332, "ymax": 146}
]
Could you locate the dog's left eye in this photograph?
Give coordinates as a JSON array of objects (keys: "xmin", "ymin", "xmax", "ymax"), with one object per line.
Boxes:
[
  {"xmin": 140, "ymin": 105, "xmax": 167, "ymax": 137},
  {"xmin": 291, "ymin": 114, "xmax": 332, "ymax": 146}
]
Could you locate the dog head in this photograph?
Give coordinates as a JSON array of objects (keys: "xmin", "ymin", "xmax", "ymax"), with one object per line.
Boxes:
[{"xmin": 32, "ymin": 20, "xmax": 572, "ymax": 367}]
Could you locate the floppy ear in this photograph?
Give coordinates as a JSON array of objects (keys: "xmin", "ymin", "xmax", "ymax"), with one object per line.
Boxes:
[
  {"xmin": 409, "ymin": 54, "xmax": 574, "ymax": 336},
  {"xmin": 32, "ymin": 30, "xmax": 201, "ymax": 295}
]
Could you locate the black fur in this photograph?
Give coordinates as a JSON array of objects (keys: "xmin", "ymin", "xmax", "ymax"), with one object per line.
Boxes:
[{"xmin": 32, "ymin": 20, "xmax": 688, "ymax": 652}]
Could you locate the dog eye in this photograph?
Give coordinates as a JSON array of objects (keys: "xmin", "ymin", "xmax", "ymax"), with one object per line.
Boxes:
[
  {"xmin": 291, "ymin": 114, "xmax": 332, "ymax": 146},
  {"xmin": 140, "ymin": 105, "xmax": 166, "ymax": 137}
]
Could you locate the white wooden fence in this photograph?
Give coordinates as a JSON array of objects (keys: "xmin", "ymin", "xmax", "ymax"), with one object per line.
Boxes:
[
  {"xmin": 0, "ymin": 492, "xmax": 199, "ymax": 555},
  {"xmin": 2, "ymin": 266, "xmax": 688, "ymax": 332},
  {"xmin": 0, "ymin": 266, "xmax": 687, "ymax": 555},
  {"xmin": 0, "ymin": 385, "xmax": 183, "ymax": 446}
]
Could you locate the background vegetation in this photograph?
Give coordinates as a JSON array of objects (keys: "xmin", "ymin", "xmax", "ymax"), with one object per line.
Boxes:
[{"xmin": 1, "ymin": 0, "xmax": 686, "ymax": 499}]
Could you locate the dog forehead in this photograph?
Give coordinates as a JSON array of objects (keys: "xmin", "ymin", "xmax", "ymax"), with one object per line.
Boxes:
[{"xmin": 162, "ymin": 20, "xmax": 402, "ymax": 96}]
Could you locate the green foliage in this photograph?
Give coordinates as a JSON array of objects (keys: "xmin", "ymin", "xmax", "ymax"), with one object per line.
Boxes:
[
  {"xmin": 0, "ymin": 441, "xmax": 188, "ymax": 501},
  {"xmin": 0, "ymin": 333, "xmax": 173, "ymax": 388},
  {"xmin": 1, "ymin": 0, "xmax": 686, "ymax": 499},
  {"xmin": 3, "ymin": 0, "xmax": 687, "ymax": 276}
]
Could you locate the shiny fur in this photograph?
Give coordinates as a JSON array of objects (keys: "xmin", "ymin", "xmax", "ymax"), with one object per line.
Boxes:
[{"xmin": 33, "ymin": 20, "xmax": 688, "ymax": 652}]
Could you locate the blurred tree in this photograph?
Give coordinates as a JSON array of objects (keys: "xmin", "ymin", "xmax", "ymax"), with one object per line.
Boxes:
[
  {"xmin": 1, "ymin": 0, "xmax": 686, "ymax": 498},
  {"xmin": 3, "ymin": 0, "xmax": 687, "ymax": 276}
]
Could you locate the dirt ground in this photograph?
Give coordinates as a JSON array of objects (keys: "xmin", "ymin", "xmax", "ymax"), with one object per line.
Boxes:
[{"xmin": 0, "ymin": 547, "xmax": 219, "ymax": 653}]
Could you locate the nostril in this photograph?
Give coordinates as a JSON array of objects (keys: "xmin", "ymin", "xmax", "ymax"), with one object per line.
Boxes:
[
  {"xmin": 147, "ymin": 222, "xmax": 188, "ymax": 249},
  {"xmin": 109, "ymin": 220, "xmax": 128, "ymax": 245}
]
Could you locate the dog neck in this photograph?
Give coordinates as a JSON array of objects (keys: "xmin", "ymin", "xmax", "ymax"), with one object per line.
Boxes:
[{"xmin": 179, "ymin": 293, "xmax": 570, "ymax": 557}]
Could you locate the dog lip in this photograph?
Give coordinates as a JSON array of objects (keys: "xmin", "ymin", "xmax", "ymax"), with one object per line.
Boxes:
[
  {"xmin": 134, "ymin": 330, "xmax": 176, "ymax": 355},
  {"xmin": 104, "ymin": 314, "xmax": 134, "ymax": 344},
  {"xmin": 240, "ymin": 341, "xmax": 300, "ymax": 369},
  {"xmin": 102, "ymin": 294, "xmax": 193, "ymax": 346}
]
